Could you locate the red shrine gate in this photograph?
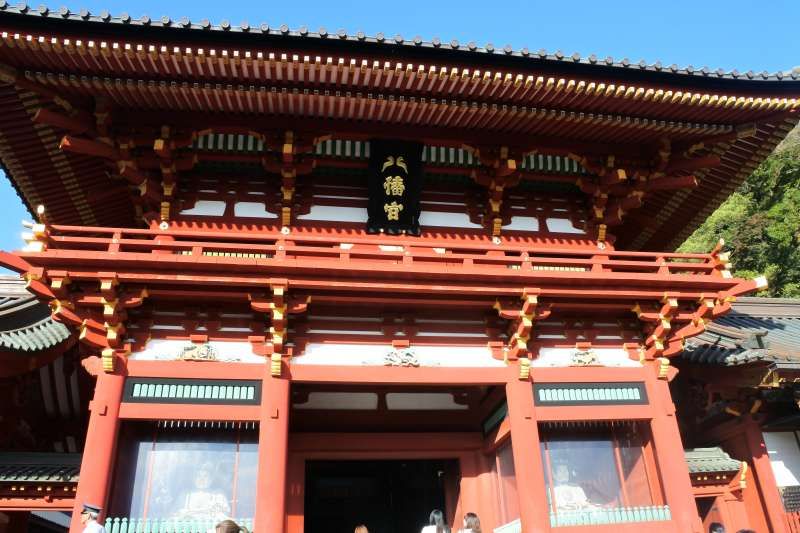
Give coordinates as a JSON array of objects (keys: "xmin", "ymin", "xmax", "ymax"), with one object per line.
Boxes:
[{"xmin": 0, "ymin": 4, "xmax": 797, "ymax": 533}]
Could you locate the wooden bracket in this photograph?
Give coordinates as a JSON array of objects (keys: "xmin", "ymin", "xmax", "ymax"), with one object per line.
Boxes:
[
  {"xmin": 494, "ymin": 288, "xmax": 549, "ymax": 370},
  {"xmin": 570, "ymin": 140, "xmax": 709, "ymax": 237},
  {"xmin": 467, "ymin": 145, "xmax": 525, "ymax": 237},
  {"xmin": 261, "ymin": 130, "xmax": 321, "ymax": 228},
  {"xmin": 250, "ymin": 280, "xmax": 310, "ymax": 377}
]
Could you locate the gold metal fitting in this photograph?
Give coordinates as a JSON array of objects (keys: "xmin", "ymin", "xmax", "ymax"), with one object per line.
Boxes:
[{"xmin": 270, "ymin": 352, "xmax": 282, "ymax": 377}]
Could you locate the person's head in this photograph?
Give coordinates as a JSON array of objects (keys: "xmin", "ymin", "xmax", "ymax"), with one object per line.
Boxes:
[
  {"xmin": 80, "ymin": 504, "xmax": 100, "ymax": 525},
  {"xmin": 215, "ymin": 520, "xmax": 249, "ymax": 533},
  {"xmin": 463, "ymin": 512, "xmax": 481, "ymax": 533},
  {"xmin": 79, "ymin": 510, "xmax": 94, "ymax": 525},
  {"xmin": 709, "ymin": 523, "xmax": 725, "ymax": 533},
  {"xmin": 429, "ymin": 509, "xmax": 449, "ymax": 533},
  {"xmin": 354, "ymin": 525, "xmax": 369, "ymax": 533}
]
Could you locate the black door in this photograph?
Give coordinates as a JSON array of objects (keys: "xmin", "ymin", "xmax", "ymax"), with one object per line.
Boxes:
[{"xmin": 304, "ymin": 460, "xmax": 454, "ymax": 533}]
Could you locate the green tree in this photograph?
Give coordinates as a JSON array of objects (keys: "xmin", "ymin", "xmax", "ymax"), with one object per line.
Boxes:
[{"xmin": 678, "ymin": 125, "xmax": 800, "ymax": 297}]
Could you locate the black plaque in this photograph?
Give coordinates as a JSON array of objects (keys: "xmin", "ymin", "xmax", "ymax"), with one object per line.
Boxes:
[{"xmin": 367, "ymin": 140, "xmax": 424, "ymax": 235}]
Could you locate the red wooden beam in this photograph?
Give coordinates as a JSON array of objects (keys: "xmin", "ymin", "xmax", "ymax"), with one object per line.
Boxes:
[
  {"xmin": 33, "ymin": 108, "xmax": 94, "ymax": 135},
  {"xmin": 288, "ymin": 364, "xmax": 512, "ymax": 385},
  {"xmin": 118, "ymin": 403, "xmax": 261, "ymax": 421},
  {"xmin": 59, "ymin": 135, "xmax": 118, "ymax": 160}
]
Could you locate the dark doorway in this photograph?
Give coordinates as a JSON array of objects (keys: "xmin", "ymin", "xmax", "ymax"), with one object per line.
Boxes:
[{"xmin": 304, "ymin": 459, "xmax": 457, "ymax": 533}]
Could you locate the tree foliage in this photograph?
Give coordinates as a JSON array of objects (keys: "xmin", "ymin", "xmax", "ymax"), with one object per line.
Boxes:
[{"xmin": 678, "ymin": 125, "xmax": 800, "ymax": 297}]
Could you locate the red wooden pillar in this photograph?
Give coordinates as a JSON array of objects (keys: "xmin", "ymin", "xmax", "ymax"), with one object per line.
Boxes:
[
  {"xmin": 457, "ymin": 451, "xmax": 483, "ymax": 527},
  {"xmin": 721, "ymin": 492, "xmax": 752, "ymax": 532},
  {"xmin": 475, "ymin": 449, "xmax": 500, "ymax": 531},
  {"xmin": 647, "ymin": 375, "xmax": 703, "ymax": 533},
  {"xmin": 505, "ymin": 377, "xmax": 550, "ymax": 533},
  {"xmin": 69, "ymin": 367, "xmax": 125, "ymax": 533},
  {"xmin": 255, "ymin": 375, "xmax": 291, "ymax": 533},
  {"xmin": 742, "ymin": 416, "xmax": 788, "ymax": 533}
]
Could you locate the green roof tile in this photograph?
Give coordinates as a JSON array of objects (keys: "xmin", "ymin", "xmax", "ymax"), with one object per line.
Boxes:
[
  {"xmin": 684, "ymin": 297, "xmax": 800, "ymax": 366},
  {"xmin": 684, "ymin": 447, "xmax": 742, "ymax": 474},
  {"xmin": 0, "ymin": 277, "xmax": 72, "ymax": 352},
  {"xmin": 0, "ymin": 453, "xmax": 80, "ymax": 483}
]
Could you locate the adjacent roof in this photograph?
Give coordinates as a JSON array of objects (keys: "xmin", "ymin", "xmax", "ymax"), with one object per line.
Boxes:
[
  {"xmin": 0, "ymin": 452, "xmax": 80, "ymax": 483},
  {"xmin": 0, "ymin": 7, "xmax": 797, "ymax": 250},
  {"xmin": 0, "ymin": 276, "xmax": 71, "ymax": 352},
  {"xmin": 683, "ymin": 297, "xmax": 800, "ymax": 366},
  {"xmin": 684, "ymin": 447, "xmax": 742, "ymax": 474}
]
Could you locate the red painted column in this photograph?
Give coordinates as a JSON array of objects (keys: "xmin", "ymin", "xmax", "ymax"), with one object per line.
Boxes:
[
  {"xmin": 721, "ymin": 492, "xmax": 752, "ymax": 532},
  {"xmin": 69, "ymin": 364, "xmax": 125, "ymax": 533},
  {"xmin": 742, "ymin": 416, "xmax": 788, "ymax": 533},
  {"xmin": 254, "ymin": 375, "xmax": 291, "ymax": 533},
  {"xmin": 457, "ymin": 451, "xmax": 482, "ymax": 528},
  {"xmin": 475, "ymin": 450, "xmax": 500, "ymax": 531},
  {"xmin": 646, "ymin": 372, "xmax": 703, "ymax": 533},
  {"xmin": 505, "ymin": 377, "xmax": 550, "ymax": 533}
]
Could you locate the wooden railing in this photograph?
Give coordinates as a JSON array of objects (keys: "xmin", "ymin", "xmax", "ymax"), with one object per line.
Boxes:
[
  {"xmin": 24, "ymin": 224, "xmax": 723, "ymax": 280},
  {"xmin": 103, "ymin": 517, "xmax": 253, "ymax": 533},
  {"xmin": 549, "ymin": 505, "xmax": 671, "ymax": 527}
]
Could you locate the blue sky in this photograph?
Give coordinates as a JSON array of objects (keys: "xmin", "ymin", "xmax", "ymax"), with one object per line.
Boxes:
[{"xmin": 0, "ymin": 0, "xmax": 798, "ymax": 253}]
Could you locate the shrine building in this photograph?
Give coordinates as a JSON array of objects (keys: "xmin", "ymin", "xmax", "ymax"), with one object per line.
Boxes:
[{"xmin": 0, "ymin": 4, "xmax": 799, "ymax": 533}]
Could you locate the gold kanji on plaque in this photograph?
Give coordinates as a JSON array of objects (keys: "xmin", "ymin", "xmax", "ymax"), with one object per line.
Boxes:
[
  {"xmin": 384, "ymin": 202, "xmax": 404, "ymax": 221},
  {"xmin": 383, "ymin": 176, "xmax": 406, "ymax": 196}
]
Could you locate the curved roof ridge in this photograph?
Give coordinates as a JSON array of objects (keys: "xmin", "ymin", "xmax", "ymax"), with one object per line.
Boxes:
[
  {"xmin": 1, "ymin": 2, "xmax": 798, "ymax": 82},
  {"xmin": 683, "ymin": 297, "xmax": 800, "ymax": 366}
]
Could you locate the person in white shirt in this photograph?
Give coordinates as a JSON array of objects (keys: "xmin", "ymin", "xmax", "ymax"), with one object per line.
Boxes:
[
  {"xmin": 457, "ymin": 512, "xmax": 482, "ymax": 533},
  {"xmin": 420, "ymin": 509, "xmax": 450, "ymax": 533},
  {"xmin": 80, "ymin": 503, "xmax": 106, "ymax": 533}
]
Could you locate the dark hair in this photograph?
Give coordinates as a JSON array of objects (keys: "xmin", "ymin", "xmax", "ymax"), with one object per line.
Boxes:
[
  {"xmin": 463, "ymin": 512, "xmax": 481, "ymax": 533},
  {"xmin": 215, "ymin": 520, "xmax": 249, "ymax": 533},
  {"xmin": 709, "ymin": 524, "xmax": 725, "ymax": 533},
  {"xmin": 429, "ymin": 509, "xmax": 450, "ymax": 533}
]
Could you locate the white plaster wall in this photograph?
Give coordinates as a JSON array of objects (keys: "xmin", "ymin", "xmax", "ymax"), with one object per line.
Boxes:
[
  {"xmin": 292, "ymin": 343, "xmax": 505, "ymax": 367},
  {"xmin": 130, "ymin": 339, "xmax": 264, "ymax": 363},
  {"xmin": 764, "ymin": 431, "xmax": 800, "ymax": 487},
  {"xmin": 180, "ymin": 200, "xmax": 226, "ymax": 216},
  {"xmin": 532, "ymin": 347, "xmax": 641, "ymax": 367}
]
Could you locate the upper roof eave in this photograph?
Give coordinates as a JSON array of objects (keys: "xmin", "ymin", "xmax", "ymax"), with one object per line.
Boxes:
[{"xmin": 1, "ymin": 4, "xmax": 799, "ymax": 93}]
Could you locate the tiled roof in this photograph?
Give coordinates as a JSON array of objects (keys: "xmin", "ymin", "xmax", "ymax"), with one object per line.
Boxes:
[
  {"xmin": 0, "ymin": 452, "xmax": 80, "ymax": 483},
  {"xmin": 683, "ymin": 297, "xmax": 800, "ymax": 366},
  {"xmin": 0, "ymin": 2, "xmax": 798, "ymax": 83},
  {"xmin": 0, "ymin": 276, "xmax": 71, "ymax": 352},
  {"xmin": 684, "ymin": 447, "xmax": 742, "ymax": 474}
]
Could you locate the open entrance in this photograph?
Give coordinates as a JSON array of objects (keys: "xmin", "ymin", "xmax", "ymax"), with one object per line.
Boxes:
[{"xmin": 304, "ymin": 459, "xmax": 457, "ymax": 533}]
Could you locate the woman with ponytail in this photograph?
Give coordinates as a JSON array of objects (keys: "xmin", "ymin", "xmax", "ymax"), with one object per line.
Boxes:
[{"xmin": 420, "ymin": 509, "xmax": 450, "ymax": 533}]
